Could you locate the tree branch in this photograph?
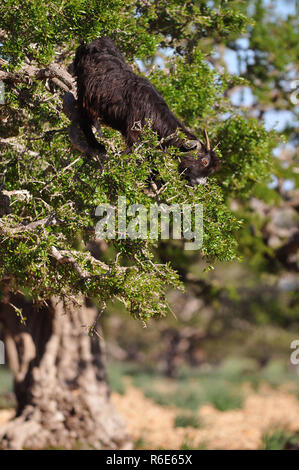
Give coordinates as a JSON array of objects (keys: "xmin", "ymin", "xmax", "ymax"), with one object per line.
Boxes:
[
  {"xmin": 0, "ymin": 62, "xmax": 76, "ymax": 94},
  {"xmin": 50, "ymin": 246, "xmax": 134, "ymax": 281},
  {"xmin": 50, "ymin": 246, "xmax": 93, "ymax": 278},
  {"xmin": 0, "ymin": 214, "xmax": 62, "ymax": 235}
]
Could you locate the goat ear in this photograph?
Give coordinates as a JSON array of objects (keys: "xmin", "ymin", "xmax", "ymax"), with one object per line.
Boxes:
[{"xmin": 183, "ymin": 140, "xmax": 199, "ymax": 150}]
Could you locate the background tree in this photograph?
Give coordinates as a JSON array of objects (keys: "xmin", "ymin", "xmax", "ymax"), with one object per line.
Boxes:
[{"xmin": 0, "ymin": 0, "xmax": 280, "ymax": 448}]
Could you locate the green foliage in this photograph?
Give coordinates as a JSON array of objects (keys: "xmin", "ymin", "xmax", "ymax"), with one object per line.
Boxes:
[
  {"xmin": 260, "ymin": 360, "xmax": 298, "ymax": 389},
  {"xmin": 180, "ymin": 440, "xmax": 207, "ymax": 450},
  {"xmin": 215, "ymin": 116, "xmax": 277, "ymax": 199},
  {"xmin": 137, "ymin": 0, "xmax": 249, "ymax": 54},
  {"xmin": 200, "ymin": 383, "xmax": 243, "ymax": 411},
  {"xmin": 246, "ymin": 0, "xmax": 298, "ymax": 107},
  {"xmin": 260, "ymin": 428, "xmax": 299, "ymax": 451},
  {"xmin": 150, "ymin": 50, "xmax": 224, "ymax": 129},
  {"xmin": 0, "ymin": 368, "xmax": 15, "ymax": 409},
  {"xmin": 0, "ymin": 0, "xmax": 160, "ymax": 65},
  {"xmin": 134, "ymin": 437, "xmax": 147, "ymax": 450},
  {"xmin": 0, "ymin": 368, "xmax": 13, "ymax": 395},
  {"xmin": 174, "ymin": 413, "xmax": 203, "ymax": 429},
  {"xmin": 106, "ymin": 362, "xmax": 126, "ymax": 395}
]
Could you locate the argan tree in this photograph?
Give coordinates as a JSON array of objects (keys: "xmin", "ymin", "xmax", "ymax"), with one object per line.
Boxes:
[{"xmin": 0, "ymin": 0, "xmax": 275, "ymax": 449}]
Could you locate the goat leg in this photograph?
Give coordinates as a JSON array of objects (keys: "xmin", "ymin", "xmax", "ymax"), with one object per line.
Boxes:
[{"xmin": 77, "ymin": 109, "xmax": 107, "ymax": 156}]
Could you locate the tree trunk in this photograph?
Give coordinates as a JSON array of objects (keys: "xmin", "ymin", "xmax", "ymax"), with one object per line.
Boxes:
[{"xmin": 0, "ymin": 294, "xmax": 131, "ymax": 450}]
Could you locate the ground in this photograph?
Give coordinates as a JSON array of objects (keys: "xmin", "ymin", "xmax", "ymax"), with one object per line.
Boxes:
[{"xmin": 112, "ymin": 384, "xmax": 299, "ymax": 449}]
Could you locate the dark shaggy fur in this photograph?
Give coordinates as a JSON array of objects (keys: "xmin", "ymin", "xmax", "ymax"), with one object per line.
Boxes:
[{"xmin": 73, "ymin": 37, "xmax": 218, "ymax": 184}]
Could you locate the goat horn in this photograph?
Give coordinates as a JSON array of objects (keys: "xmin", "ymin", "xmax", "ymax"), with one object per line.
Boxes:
[{"xmin": 204, "ymin": 129, "xmax": 210, "ymax": 150}]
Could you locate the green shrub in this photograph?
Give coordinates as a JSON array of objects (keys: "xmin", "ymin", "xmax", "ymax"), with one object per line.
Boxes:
[
  {"xmin": 174, "ymin": 413, "xmax": 203, "ymax": 429},
  {"xmin": 180, "ymin": 441, "xmax": 207, "ymax": 450},
  {"xmin": 106, "ymin": 364, "xmax": 126, "ymax": 395},
  {"xmin": 0, "ymin": 368, "xmax": 13, "ymax": 395},
  {"xmin": 202, "ymin": 383, "xmax": 243, "ymax": 411},
  {"xmin": 260, "ymin": 429, "xmax": 299, "ymax": 450}
]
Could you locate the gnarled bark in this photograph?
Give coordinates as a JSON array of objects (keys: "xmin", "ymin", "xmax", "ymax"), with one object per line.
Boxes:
[{"xmin": 0, "ymin": 294, "xmax": 131, "ymax": 450}]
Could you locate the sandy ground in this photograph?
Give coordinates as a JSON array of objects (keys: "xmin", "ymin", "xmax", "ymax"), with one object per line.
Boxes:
[
  {"xmin": 1, "ymin": 385, "xmax": 298, "ymax": 449},
  {"xmin": 112, "ymin": 385, "xmax": 299, "ymax": 450}
]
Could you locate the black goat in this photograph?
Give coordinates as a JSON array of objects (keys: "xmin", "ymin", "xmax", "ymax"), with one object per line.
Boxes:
[{"xmin": 73, "ymin": 37, "xmax": 218, "ymax": 184}]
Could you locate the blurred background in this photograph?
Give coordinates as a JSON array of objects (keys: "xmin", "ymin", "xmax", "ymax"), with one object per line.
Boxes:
[{"xmin": 0, "ymin": 0, "xmax": 299, "ymax": 450}]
